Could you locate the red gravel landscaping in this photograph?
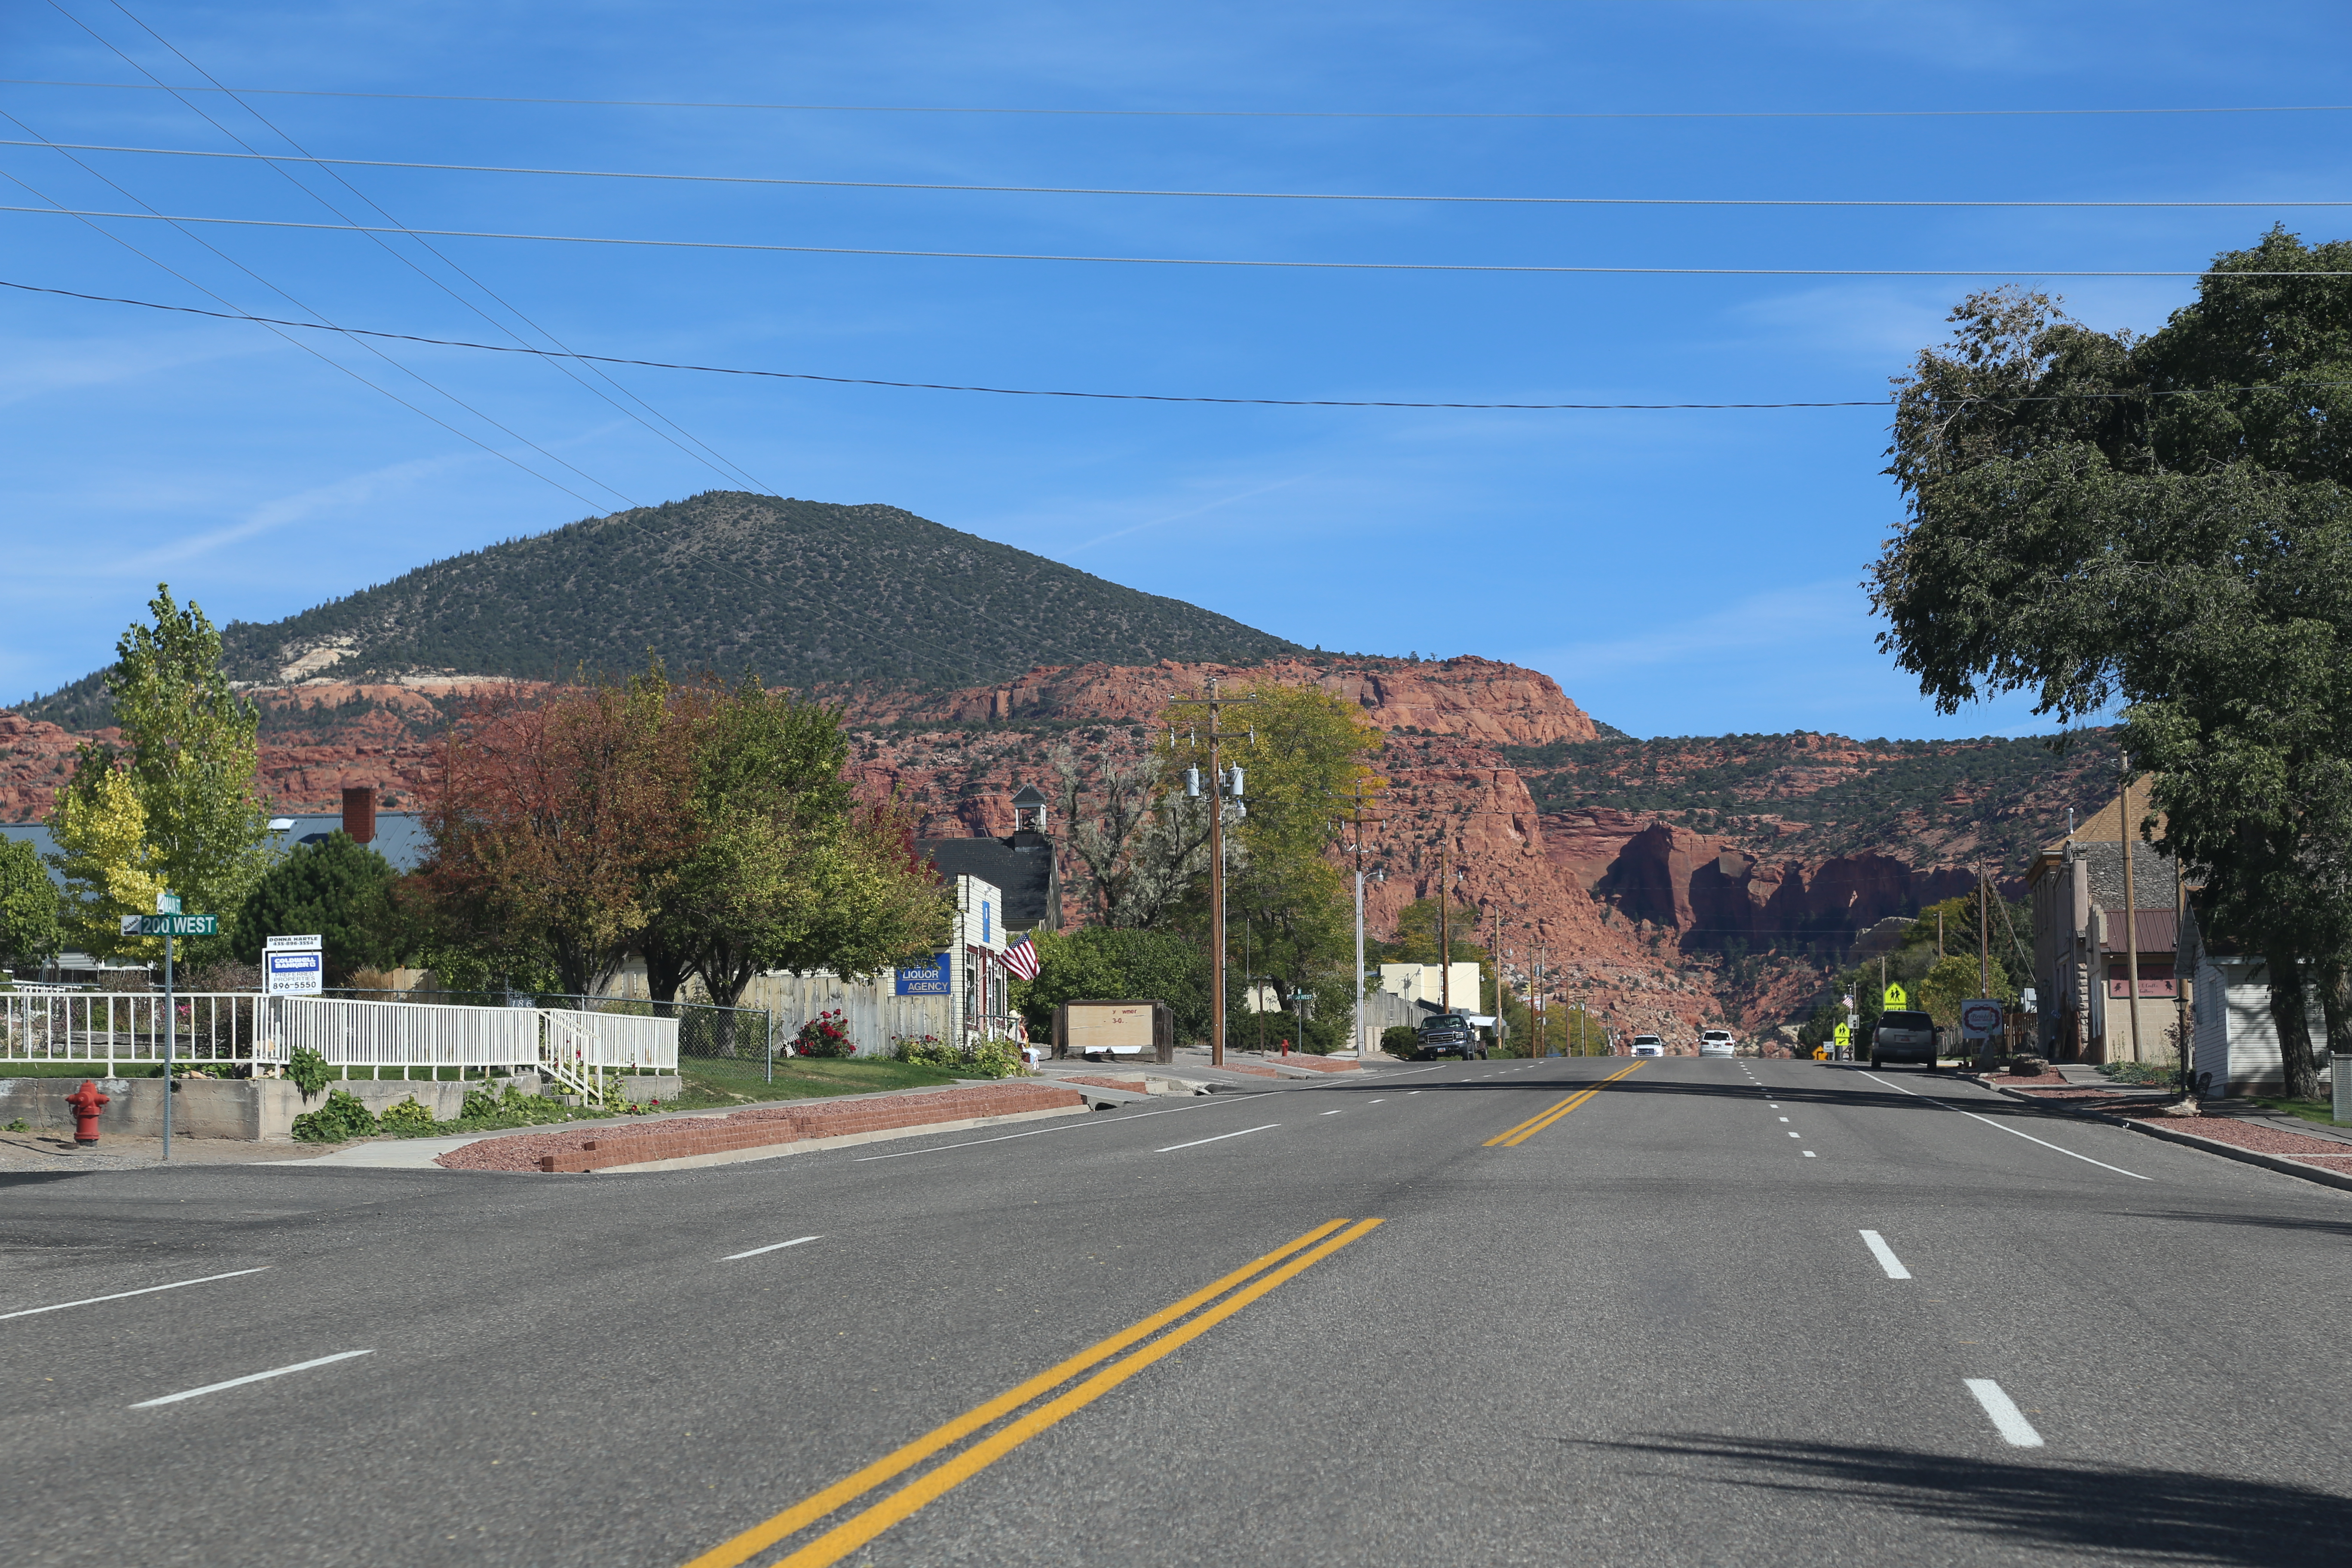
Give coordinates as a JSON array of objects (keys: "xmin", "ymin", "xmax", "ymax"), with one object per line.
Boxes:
[{"xmin": 2107, "ymin": 1105, "xmax": 2352, "ymax": 1159}]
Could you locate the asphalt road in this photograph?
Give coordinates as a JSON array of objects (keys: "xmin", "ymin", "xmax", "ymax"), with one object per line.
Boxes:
[{"xmin": 3, "ymin": 1054, "xmax": 2347, "ymax": 1567}]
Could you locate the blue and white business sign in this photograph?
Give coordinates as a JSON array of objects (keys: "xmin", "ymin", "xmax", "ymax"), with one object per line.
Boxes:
[
  {"xmin": 894, "ymin": 952, "xmax": 952, "ymax": 996},
  {"xmin": 264, "ymin": 932, "xmax": 324, "ymax": 996}
]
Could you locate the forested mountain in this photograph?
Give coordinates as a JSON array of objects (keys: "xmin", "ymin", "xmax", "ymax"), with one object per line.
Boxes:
[{"xmin": 18, "ymin": 492, "xmax": 1300, "ymax": 729}]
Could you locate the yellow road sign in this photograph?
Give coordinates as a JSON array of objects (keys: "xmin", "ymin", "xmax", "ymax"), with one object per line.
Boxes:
[{"xmin": 1882, "ymin": 983, "xmax": 1908, "ymax": 1008}]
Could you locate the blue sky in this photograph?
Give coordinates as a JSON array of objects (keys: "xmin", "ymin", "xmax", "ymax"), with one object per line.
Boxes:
[{"xmin": 4, "ymin": 1, "xmax": 2347, "ymax": 738}]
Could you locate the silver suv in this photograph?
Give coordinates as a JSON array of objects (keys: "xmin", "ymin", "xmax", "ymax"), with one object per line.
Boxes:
[{"xmin": 1870, "ymin": 1010, "xmax": 1939, "ymax": 1071}]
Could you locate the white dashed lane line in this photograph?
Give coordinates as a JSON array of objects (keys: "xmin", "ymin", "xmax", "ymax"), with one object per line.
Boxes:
[
  {"xmin": 1157, "ymin": 1124, "xmax": 1280, "ymax": 1153},
  {"xmin": 132, "ymin": 1350, "xmax": 374, "ymax": 1409},
  {"xmin": 0, "ymin": 1266, "xmax": 272, "ymax": 1322},
  {"xmin": 724, "ymin": 1236, "xmax": 820, "ymax": 1261},
  {"xmin": 1858, "ymin": 1230, "xmax": 1911, "ymax": 1278},
  {"xmin": 1965, "ymin": 1379, "xmax": 2046, "ymax": 1447}
]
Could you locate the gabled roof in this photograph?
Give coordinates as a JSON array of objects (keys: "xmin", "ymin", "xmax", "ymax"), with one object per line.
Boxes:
[{"xmin": 916, "ymin": 830, "xmax": 1057, "ymax": 930}]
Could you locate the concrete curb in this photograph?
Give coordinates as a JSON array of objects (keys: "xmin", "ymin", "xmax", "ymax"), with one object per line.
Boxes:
[{"xmin": 1972, "ymin": 1078, "xmax": 2352, "ymax": 1196}]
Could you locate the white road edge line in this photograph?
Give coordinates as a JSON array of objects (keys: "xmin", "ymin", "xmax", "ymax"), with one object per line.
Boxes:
[
  {"xmin": 724, "ymin": 1236, "xmax": 820, "ymax": 1261},
  {"xmin": 1964, "ymin": 1378, "xmax": 2045, "ymax": 1446},
  {"xmin": 132, "ymin": 1349, "xmax": 373, "ymax": 1408},
  {"xmin": 854, "ymin": 1102, "xmax": 1197, "ymax": 1161},
  {"xmin": 1157, "ymin": 1123, "xmax": 1279, "ymax": 1153},
  {"xmin": 1856, "ymin": 1071, "xmax": 2149, "ymax": 1179},
  {"xmin": 2, "ymin": 1266, "xmax": 272, "ymax": 1322},
  {"xmin": 1858, "ymin": 1229, "xmax": 1912, "ymax": 1279}
]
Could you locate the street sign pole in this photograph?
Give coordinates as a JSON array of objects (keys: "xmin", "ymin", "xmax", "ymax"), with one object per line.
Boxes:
[{"xmin": 162, "ymin": 928, "xmax": 174, "ymax": 1162}]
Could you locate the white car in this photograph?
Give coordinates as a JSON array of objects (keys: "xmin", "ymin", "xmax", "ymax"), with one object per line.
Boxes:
[
  {"xmin": 1629, "ymin": 1035, "xmax": 1666, "ymax": 1057},
  {"xmin": 1698, "ymin": 1030, "xmax": 1737, "ymax": 1058}
]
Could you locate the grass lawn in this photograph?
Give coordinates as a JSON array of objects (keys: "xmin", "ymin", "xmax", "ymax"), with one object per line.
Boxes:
[
  {"xmin": 674, "ymin": 1054, "xmax": 961, "ymax": 1108},
  {"xmin": 2235, "ymin": 1094, "xmax": 2345, "ymax": 1129}
]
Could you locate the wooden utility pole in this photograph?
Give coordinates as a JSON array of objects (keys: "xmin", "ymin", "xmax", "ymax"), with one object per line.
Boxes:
[
  {"xmin": 1437, "ymin": 840, "xmax": 1452, "ymax": 1014},
  {"xmin": 1328, "ymin": 781, "xmax": 1388, "ymax": 1058},
  {"xmin": 2174, "ymin": 844, "xmax": 2191, "ymax": 1091},
  {"xmin": 2119, "ymin": 753, "xmax": 2144, "ymax": 1064},
  {"xmin": 1168, "ymin": 680, "xmax": 1261, "ymax": 1068}
]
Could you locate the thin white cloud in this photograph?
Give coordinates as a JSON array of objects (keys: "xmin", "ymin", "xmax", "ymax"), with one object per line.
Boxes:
[
  {"xmin": 1067, "ymin": 470, "xmax": 1319, "ymax": 551},
  {"xmin": 1527, "ymin": 578, "xmax": 1869, "ymax": 680}
]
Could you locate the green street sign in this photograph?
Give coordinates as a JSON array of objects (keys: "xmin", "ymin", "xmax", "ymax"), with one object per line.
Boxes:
[{"xmin": 119, "ymin": 914, "xmax": 217, "ymax": 937}]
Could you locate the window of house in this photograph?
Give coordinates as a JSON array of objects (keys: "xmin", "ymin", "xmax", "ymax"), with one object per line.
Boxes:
[{"xmin": 2107, "ymin": 960, "xmax": 2175, "ymax": 998}]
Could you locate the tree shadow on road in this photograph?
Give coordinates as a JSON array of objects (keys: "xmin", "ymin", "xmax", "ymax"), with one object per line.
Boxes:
[{"xmin": 1589, "ymin": 1434, "xmax": 2348, "ymax": 1566}]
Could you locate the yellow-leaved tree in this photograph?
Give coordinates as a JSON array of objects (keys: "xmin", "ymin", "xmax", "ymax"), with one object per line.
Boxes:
[
  {"xmin": 1167, "ymin": 678, "xmax": 1386, "ymax": 1050},
  {"xmin": 49, "ymin": 755, "xmax": 168, "ymax": 963}
]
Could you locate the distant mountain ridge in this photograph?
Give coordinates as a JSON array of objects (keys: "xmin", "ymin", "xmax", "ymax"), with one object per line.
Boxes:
[{"xmin": 18, "ymin": 491, "xmax": 1302, "ymax": 729}]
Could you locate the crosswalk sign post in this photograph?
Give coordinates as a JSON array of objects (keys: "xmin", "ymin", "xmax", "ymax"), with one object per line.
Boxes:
[{"xmin": 1834, "ymin": 1022, "xmax": 1852, "ymax": 1059}]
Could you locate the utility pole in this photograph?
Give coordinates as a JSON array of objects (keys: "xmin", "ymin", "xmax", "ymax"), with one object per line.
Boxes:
[
  {"xmin": 1437, "ymin": 840, "xmax": 1452, "ymax": 1014},
  {"xmin": 2174, "ymin": 839, "xmax": 2191, "ymax": 1094},
  {"xmin": 1329, "ymin": 780, "xmax": 1388, "ymax": 1059},
  {"xmin": 1168, "ymin": 680, "xmax": 1262, "ymax": 1068},
  {"xmin": 2119, "ymin": 752, "xmax": 2144, "ymax": 1065}
]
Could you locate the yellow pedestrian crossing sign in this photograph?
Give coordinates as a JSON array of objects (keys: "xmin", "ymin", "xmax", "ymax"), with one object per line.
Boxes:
[
  {"xmin": 1834, "ymin": 1023, "xmax": 1851, "ymax": 1048},
  {"xmin": 1882, "ymin": 983, "xmax": 1908, "ymax": 1008}
]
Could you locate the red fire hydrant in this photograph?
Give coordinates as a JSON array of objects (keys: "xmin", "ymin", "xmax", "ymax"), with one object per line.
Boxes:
[{"xmin": 66, "ymin": 1080, "xmax": 110, "ymax": 1147}]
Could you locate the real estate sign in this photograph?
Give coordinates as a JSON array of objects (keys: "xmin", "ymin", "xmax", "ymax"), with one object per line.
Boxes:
[{"xmin": 264, "ymin": 933, "xmax": 325, "ymax": 996}]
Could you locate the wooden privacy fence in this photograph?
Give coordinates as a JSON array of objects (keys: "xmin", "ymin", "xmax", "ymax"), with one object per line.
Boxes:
[{"xmin": 740, "ymin": 973, "xmax": 957, "ymax": 1057}]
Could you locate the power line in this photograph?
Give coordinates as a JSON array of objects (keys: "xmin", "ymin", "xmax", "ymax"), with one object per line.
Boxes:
[
  {"xmin": 10, "ymin": 203, "xmax": 2347, "ymax": 278},
  {"xmin": 0, "ymin": 164, "xmax": 612, "ymax": 509},
  {"xmin": 11, "ymin": 5, "xmax": 634, "ymax": 508},
  {"xmin": 7, "ymin": 80, "xmax": 2350, "ymax": 120},
  {"xmin": 83, "ymin": 0, "xmax": 772, "ymax": 497},
  {"xmin": 13, "ymin": 275, "xmax": 2345, "ymax": 412},
  {"xmin": 12, "ymin": 136, "xmax": 2345, "ymax": 208}
]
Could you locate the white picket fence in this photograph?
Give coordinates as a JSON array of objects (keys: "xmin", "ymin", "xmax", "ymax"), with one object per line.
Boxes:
[{"xmin": 0, "ymin": 992, "xmax": 677, "ymax": 1080}]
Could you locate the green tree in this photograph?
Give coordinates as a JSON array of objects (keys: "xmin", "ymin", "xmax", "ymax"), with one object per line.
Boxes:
[
  {"xmin": 644, "ymin": 677, "xmax": 947, "ymax": 1012},
  {"xmin": 104, "ymin": 586, "xmax": 273, "ymax": 952},
  {"xmin": 0, "ymin": 837, "xmax": 62, "ymax": 967},
  {"xmin": 230, "ymin": 833, "xmax": 398, "ymax": 983},
  {"xmin": 1012, "ymin": 927, "xmax": 1209, "ymax": 1041},
  {"xmin": 1871, "ymin": 230, "xmax": 2352, "ymax": 1096}
]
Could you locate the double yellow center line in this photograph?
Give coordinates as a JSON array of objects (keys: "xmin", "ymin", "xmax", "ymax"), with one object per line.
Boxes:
[
  {"xmin": 683, "ymin": 1217, "xmax": 1384, "ymax": 1568},
  {"xmin": 1483, "ymin": 1060, "xmax": 1647, "ymax": 1146}
]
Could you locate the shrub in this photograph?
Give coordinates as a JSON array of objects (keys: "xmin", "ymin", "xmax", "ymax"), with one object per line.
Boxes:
[
  {"xmin": 793, "ymin": 1010, "xmax": 856, "ymax": 1058},
  {"xmin": 888, "ymin": 1034, "xmax": 1023, "ymax": 1078},
  {"xmin": 461, "ymin": 1087, "xmax": 502, "ymax": 1121},
  {"xmin": 2097, "ymin": 1059, "xmax": 2185, "ymax": 1086},
  {"xmin": 1380, "ymin": 1025, "xmax": 1421, "ymax": 1058},
  {"xmin": 378, "ymin": 1096, "xmax": 438, "ymax": 1135},
  {"xmin": 287, "ymin": 1046, "xmax": 331, "ymax": 1099},
  {"xmin": 291, "ymin": 1090, "xmax": 378, "ymax": 1142}
]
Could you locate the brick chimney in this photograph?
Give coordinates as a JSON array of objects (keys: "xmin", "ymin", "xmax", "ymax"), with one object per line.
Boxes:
[{"xmin": 341, "ymin": 785, "xmax": 377, "ymax": 845}]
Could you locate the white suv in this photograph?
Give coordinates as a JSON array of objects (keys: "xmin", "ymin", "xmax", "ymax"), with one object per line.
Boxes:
[
  {"xmin": 1629, "ymin": 1035, "xmax": 1666, "ymax": 1057},
  {"xmin": 1698, "ymin": 1030, "xmax": 1736, "ymax": 1058}
]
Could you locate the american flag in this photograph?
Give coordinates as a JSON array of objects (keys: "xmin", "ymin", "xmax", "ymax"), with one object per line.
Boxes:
[{"xmin": 1001, "ymin": 936, "xmax": 1041, "ymax": 981}]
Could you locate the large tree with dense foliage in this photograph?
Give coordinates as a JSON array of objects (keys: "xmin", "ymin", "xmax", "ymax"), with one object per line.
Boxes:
[
  {"xmin": 420, "ymin": 667, "xmax": 692, "ymax": 997},
  {"xmin": 0, "ymin": 837, "xmax": 62, "ymax": 968},
  {"xmin": 48, "ymin": 587, "xmax": 274, "ymax": 965},
  {"xmin": 1870, "ymin": 229, "xmax": 2352, "ymax": 1096},
  {"xmin": 1010, "ymin": 926, "xmax": 1210, "ymax": 1041},
  {"xmin": 229, "ymin": 832, "xmax": 398, "ymax": 984}
]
